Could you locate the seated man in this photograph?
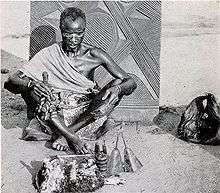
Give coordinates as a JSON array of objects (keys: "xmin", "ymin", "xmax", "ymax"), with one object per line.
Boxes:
[{"xmin": 4, "ymin": 7, "xmax": 137, "ymax": 153}]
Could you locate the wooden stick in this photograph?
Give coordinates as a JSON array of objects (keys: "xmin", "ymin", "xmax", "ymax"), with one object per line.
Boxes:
[{"xmin": 121, "ymin": 132, "xmax": 127, "ymax": 148}]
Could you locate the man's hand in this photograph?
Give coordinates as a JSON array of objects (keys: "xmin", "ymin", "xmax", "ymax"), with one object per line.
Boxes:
[
  {"xmin": 31, "ymin": 81, "xmax": 52, "ymax": 100},
  {"xmin": 30, "ymin": 71, "xmax": 54, "ymax": 103},
  {"xmin": 73, "ymin": 141, "xmax": 91, "ymax": 154},
  {"xmin": 28, "ymin": 80, "xmax": 52, "ymax": 104},
  {"xmin": 102, "ymin": 85, "xmax": 121, "ymax": 105},
  {"xmin": 89, "ymin": 85, "xmax": 121, "ymax": 118}
]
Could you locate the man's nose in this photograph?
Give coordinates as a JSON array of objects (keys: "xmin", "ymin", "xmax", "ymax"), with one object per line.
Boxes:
[{"xmin": 70, "ymin": 34, "xmax": 80, "ymax": 41}]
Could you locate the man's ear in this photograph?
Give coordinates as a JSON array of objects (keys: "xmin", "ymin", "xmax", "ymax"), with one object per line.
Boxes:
[{"xmin": 59, "ymin": 25, "xmax": 65, "ymax": 33}]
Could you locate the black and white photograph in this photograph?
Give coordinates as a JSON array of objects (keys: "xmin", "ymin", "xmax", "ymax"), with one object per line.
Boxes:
[{"xmin": 1, "ymin": 1, "xmax": 219, "ymax": 193}]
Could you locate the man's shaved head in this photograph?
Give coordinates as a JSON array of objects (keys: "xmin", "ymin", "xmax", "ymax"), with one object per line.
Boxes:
[{"xmin": 60, "ymin": 7, "xmax": 86, "ymax": 29}]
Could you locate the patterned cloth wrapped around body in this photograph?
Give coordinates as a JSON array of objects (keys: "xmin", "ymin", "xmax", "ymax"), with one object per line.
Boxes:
[{"xmin": 22, "ymin": 90, "xmax": 108, "ymax": 141}]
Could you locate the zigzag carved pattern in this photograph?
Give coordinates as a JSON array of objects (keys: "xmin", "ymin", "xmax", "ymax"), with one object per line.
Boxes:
[
  {"xmin": 95, "ymin": 39, "xmax": 132, "ymax": 83},
  {"xmin": 104, "ymin": 1, "xmax": 160, "ymax": 97}
]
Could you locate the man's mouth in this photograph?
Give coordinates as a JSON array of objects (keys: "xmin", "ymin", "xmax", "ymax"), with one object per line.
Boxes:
[
  {"xmin": 68, "ymin": 42, "xmax": 80, "ymax": 47},
  {"xmin": 66, "ymin": 44, "xmax": 77, "ymax": 49}
]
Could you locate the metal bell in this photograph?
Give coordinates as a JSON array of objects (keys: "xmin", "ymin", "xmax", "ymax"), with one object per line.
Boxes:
[{"xmin": 107, "ymin": 134, "xmax": 124, "ymax": 176}]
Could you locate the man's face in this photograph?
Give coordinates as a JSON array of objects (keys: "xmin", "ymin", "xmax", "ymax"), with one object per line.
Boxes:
[{"xmin": 61, "ymin": 17, "xmax": 86, "ymax": 50}]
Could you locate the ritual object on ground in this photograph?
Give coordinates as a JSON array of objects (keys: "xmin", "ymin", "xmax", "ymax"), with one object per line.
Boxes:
[
  {"xmin": 107, "ymin": 134, "xmax": 124, "ymax": 176},
  {"xmin": 122, "ymin": 133, "xmax": 143, "ymax": 172},
  {"xmin": 35, "ymin": 154, "xmax": 104, "ymax": 193},
  {"xmin": 95, "ymin": 141, "xmax": 108, "ymax": 177}
]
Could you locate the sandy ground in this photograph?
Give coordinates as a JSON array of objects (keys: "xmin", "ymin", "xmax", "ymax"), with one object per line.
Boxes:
[{"xmin": 1, "ymin": 50, "xmax": 220, "ymax": 193}]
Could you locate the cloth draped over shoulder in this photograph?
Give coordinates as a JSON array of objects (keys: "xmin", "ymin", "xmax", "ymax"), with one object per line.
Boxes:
[
  {"xmin": 20, "ymin": 43, "xmax": 108, "ymax": 141},
  {"xmin": 20, "ymin": 43, "xmax": 96, "ymax": 94}
]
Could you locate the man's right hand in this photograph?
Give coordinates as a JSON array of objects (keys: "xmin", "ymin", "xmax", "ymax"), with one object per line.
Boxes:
[{"xmin": 30, "ymin": 80, "xmax": 52, "ymax": 101}]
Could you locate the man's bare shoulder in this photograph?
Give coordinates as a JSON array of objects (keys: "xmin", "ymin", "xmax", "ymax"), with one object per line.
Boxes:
[
  {"xmin": 81, "ymin": 42, "xmax": 95, "ymax": 50},
  {"xmin": 81, "ymin": 43, "xmax": 106, "ymax": 58},
  {"xmin": 86, "ymin": 45, "xmax": 109, "ymax": 60},
  {"xmin": 81, "ymin": 43, "xmax": 99, "ymax": 53}
]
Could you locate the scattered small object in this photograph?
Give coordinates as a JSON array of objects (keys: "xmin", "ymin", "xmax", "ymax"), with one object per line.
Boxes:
[
  {"xmin": 135, "ymin": 121, "xmax": 141, "ymax": 133},
  {"xmin": 178, "ymin": 93, "xmax": 220, "ymax": 145},
  {"xmin": 107, "ymin": 134, "xmax": 124, "ymax": 176},
  {"xmin": 104, "ymin": 176, "xmax": 126, "ymax": 185},
  {"xmin": 1, "ymin": 68, "xmax": 9, "ymax": 74},
  {"xmin": 122, "ymin": 133, "xmax": 143, "ymax": 172},
  {"xmin": 150, "ymin": 125, "xmax": 166, "ymax": 135}
]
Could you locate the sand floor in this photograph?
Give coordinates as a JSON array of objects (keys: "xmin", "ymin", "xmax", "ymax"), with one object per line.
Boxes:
[{"xmin": 1, "ymin": 122, "xmax": 220, "ymax": 193}]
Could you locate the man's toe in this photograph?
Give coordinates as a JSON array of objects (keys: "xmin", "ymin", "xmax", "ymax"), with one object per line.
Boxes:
[
  {"xmin": 63, "ymin": 145, "xmax": 69, "ymax": 151},
  {"xmin": 52, "ymin": 142, "xmax": 57, "ymax": 149},
  {"xmin": 52, "ymin": 136, "xmax": 69, "ymax": 151},
  {"xmin": 60, "ymin": 145, "xmax": 67, "ymax": 151},
  {"xmin": 56, "ymin": 144, "xmax": 61, "ymax": 151},
  {"xmin": 82, "ymin": 146, "xmax": 88, "ymax": 154},
  {"xmin": 52, "ymin": 142, "xmax": 61, "ymax": 151}
]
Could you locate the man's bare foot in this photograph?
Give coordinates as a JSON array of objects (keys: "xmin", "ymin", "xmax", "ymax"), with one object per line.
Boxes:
[
  {"xmin": 49, "ymin": 117, "xmax": 91, "ymax": 153},
  {"xmin": 52, "ymin": 136, "xmax": 69, "ymax": 151}
]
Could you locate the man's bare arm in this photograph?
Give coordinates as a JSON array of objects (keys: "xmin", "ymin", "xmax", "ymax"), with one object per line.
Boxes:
[
  {"xmin": 90, "ymin": 48, "xmax": 137, "ymax": 96},
  {"xmin": 4, "ymin": 71, "xmax": 53, "ymax": 102},
  {"xmin": 4, "ymin": 71, "xmax": 31, "ymax": 94}
]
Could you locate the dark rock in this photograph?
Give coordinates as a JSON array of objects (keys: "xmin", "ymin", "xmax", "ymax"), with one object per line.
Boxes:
[{"xmin": 1, "ymin": 68, "xmax": 10, "ymax": 74}]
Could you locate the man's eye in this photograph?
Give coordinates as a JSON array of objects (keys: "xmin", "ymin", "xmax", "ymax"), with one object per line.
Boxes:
[
  {"xmin": 73, "ymin": 32, "xmax": 84, "ymax": 36},
  {"xmin": 63, "ymin": 33, "xmax": 72, "ymax": 37},
  {"xmin": 62, "ymin": 32, "xmax": 83, "ymax": 37}
]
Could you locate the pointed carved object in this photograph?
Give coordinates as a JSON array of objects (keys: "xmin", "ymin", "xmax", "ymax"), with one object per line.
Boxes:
[{"xmin": 122, "ymin": 132, "xmax": 143, "ymax": 172}]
